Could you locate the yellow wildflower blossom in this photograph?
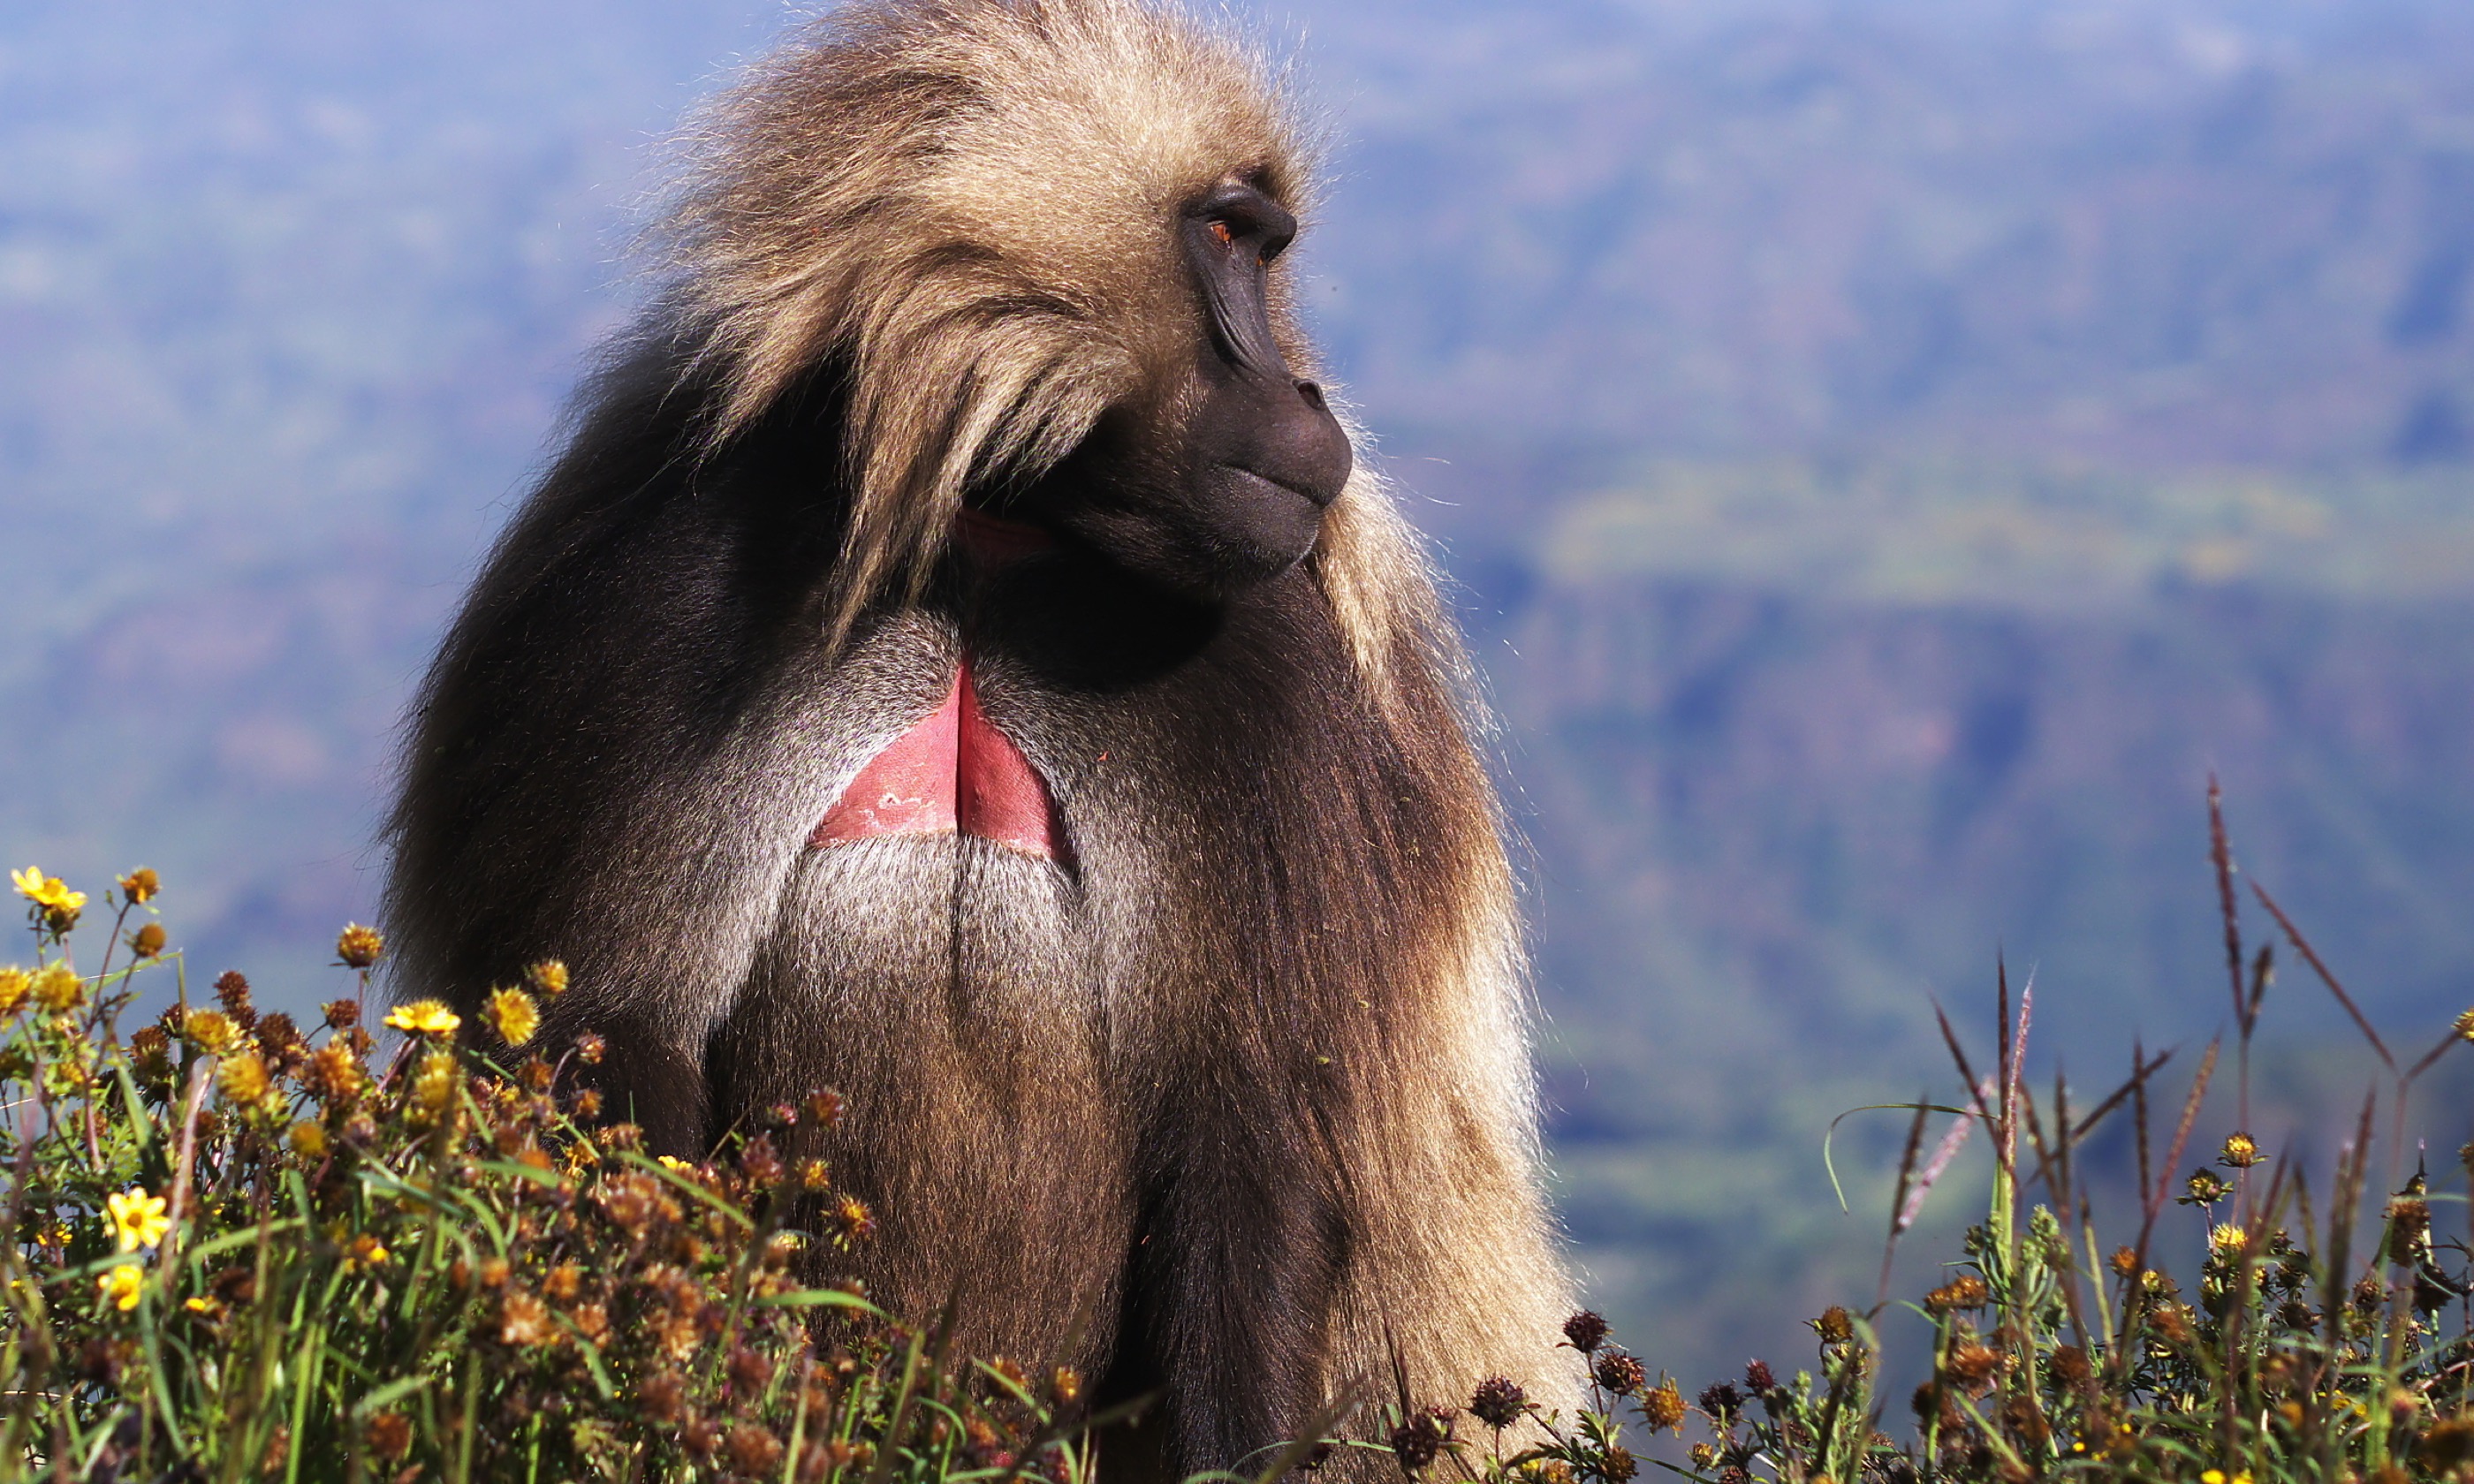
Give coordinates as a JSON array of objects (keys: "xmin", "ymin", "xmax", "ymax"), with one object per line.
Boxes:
[
  {"xmin": 345, "ymin": 1235, "xmax": 391, "ymax": 1270},
  {"xmin": 2457, "ymin": 1007, "xmax": 2474, "ymax": 1042},
  {"xmin": 526, "ymin": 959, "xmax": 569, "ymax": 996},
  {"xmin": 107, "ymin": 1187, "xmax": 171, "ymax": 1252},
  {"xmin": 11, "ymin": 867, "xmax": 83, "ymax": 913},
  {"xmin": 30, "ymin": 965, "xmax": 84, "ymax": 1013},
  {"xmin": 96, "ymin": 1264, "xmax": 143, "ymax": 1312},
  {"xmin": 384, "ymin": 1000, "xmax": 459, "ymax": 1036},
  {"xmin": 411, "ymin": 1049, "xmax": 457, "ymax": 1116},
  {"xmin": 180, "ymin": 1009, "xmax": 238, "ymax": 1055},
  {"xmin": 335, "ymin": 923, "xmax": 383, "ymax": 969},
  {"xmin": 0, "ymin": 966, "xmax": 28, "ymax": 1017},
  {"xmin": 288, "ymin": 1121, "xmax": 329, "ymax": 1158},
  {"xmin": 2210, "ymin": 1223, "xmax": 2248, "ymax": 1252},
  {"xmin": 484, "ymin": 987, "xmax": 540, "ymax": 1048},
  {"xmin": 216, "ymin": 1052, "xmax": 271, "ymax": 1107}
]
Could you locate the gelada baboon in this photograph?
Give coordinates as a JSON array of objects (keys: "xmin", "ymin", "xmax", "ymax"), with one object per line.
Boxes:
[{"xmin": 386, "ymin": 0, "xmax": 1575, "ymax": 1468}]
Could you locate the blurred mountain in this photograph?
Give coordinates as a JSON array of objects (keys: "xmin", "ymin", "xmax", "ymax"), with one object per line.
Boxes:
[{"xmin": 6, "ymin": 0, "xmax": 2474, "ymax": 1386}]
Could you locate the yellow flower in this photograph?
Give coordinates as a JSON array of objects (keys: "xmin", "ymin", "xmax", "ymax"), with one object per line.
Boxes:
[
  {"xmin": 526, "ymin": 959, "xmax": 569, "ymax": 996},
  {"xmin": 2211, "ymin": 1223, "xmax": 2248, "ymax": 1252},
  {"xmin": 384, "ymin": 1000, "xmax": 459, "ymax": 1036},
  {"xmin": 2457, "ymin": 1007, "xmax": 2474, "ymax": 1042},
  {"xmin": 96, "ymin": 1264, "xmax": 143, "ymax": 1312},
  {"xmin": 11, "ymin": 867, "xmax": 83, "ymax": 912},
  {"xmin": 0, "ymin": 966, "xmax": 29, "ymax": 1017},
  {"xmin": 179, "ymin": 1008, "xmax": 238, "ymax": 1055},
  {"xmin": 335, "ymin": 923, "xmax": 383, "ymax": 970},
  {"xmin": 657, "ymin": 1155, "xmax": 694, "ymax": 1173},
  {"xmin": 117, "ymin": 868, "xmax": 158, "ymax": 905},
  {"xmin": 2219, "ymin": 1132, "xmax": 2260, "ymax": 1169},
  {"xmin": 2197, "ymin": 1472, "xmax": 2253, "ymax": 1484},
  {"xmin": 184, "ymin": 1295, "xmax": 219, "ymax": 1316},
  {"xmin": 345, "ymin": 1235, "xmax": 391, "ymax": 1270},
  {"xmin": 216, "ymin": 1052, "xmax": 271, "ymax": 1107},
  {"xmin": 107, "ymin": 1187, "xmax": 171, "ymax": 1252},
  {"xmin": 30, "ymin": 965, "xmax": 84, "ymax": 1013},
  {"xmin": 484, "ymin": 987, "xmax": 540, "ymax": 1048},
  {"xmin": 411, "ymin": 1049, "xmax": 457, "ymax": 1116},
  {"xmin": 288, "ymin": 1121, "xmax": 329, "ymax": 1159}
]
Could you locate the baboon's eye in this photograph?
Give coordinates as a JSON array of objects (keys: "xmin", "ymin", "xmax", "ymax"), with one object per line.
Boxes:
[{"xmin": 1210, "ymin": 219, "xmax": 1236, "ymax": 246}]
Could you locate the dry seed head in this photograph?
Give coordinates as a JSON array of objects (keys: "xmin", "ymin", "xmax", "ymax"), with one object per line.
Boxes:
[
  {"xmin": 117, "ymin": 867, "xmax": 158, "ymax": 905},
  {"xmin": 1562, "ymin": 1309, "xmax": 1611, "ymax": 1353},
  {"xmin": 1812, "ymin": 1306, "xmax": 1856, "ymax": 1344},
  {"xmin": 1925, "ymin": 1276, "xmax": 1991, "ymax": 1314},
  {"xmin": 1469, "ymin": 1376, "xmax": 1526, "ymax": 1429},
  {"xmin": 366, "ymin": 1412, "xmax": 413, "ymax": 1461},
  {"xmin": 1593, "ymin": 1351, "xmax": 1646, "ymax": 1396},
  {"xmin": 1943, "ymin": 1343, "xmax": 2000, "ymax": 1390},
  {"xmin": 129, "ymin": 923, "xmax": 166, "ymax": 959},
  {"xmin": 725, "ymin": 1426, "xmax": 785, "ymax": 1477}
]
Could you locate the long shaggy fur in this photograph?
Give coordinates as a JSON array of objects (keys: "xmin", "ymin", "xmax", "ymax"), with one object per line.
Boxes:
[
  {"xmin": 387, "ymin": 0, "xmax": 1577, "ymax": 1473},
  {"xmin": 672, "ymin": 0, "xmax": 1317, "ymax": 646}
]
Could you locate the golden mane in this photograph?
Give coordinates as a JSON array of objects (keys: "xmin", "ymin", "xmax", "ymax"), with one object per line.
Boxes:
[{"xmin": 663, "ymin": 0, "xmax": 1325, "ymax": 648}]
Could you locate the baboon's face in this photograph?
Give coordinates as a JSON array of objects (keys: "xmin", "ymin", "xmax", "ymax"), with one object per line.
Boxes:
[{"xmin": 1012, "ymin": 179, "xmax": 1354, "ymax": 597}]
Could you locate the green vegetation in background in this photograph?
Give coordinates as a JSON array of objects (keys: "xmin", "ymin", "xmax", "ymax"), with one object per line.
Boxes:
[{"xmin": 1545, "ymin": 458, "xmax": 2474, "ymax": 611}]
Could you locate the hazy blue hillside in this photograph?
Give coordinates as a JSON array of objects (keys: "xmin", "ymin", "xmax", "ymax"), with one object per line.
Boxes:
[{"xmin": 8, "ymin": 0, "xmax": 2474, "ymax": 1383}]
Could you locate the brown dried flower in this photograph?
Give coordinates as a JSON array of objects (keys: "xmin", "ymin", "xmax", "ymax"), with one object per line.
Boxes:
[
  {"xmin": 1562, "ymin": 1310, "xmax": 1611, "ymax": 1353},
  {"xmin": 1387, "ymin": 1408, "xmax": 1454, "ymax": 1475},
  {"xmin": 499, "ymin": 1290, "xmax": 553, "ymax": 1348},
  {"xmin": 365, "ymin": 1411, "xmax": 412, "ymax": 1461},
  {"xmin": 725, "ymin": 1426, "xmax": 785, "ymax": 1476},
  {"xmin": 1943, "ymin": 1343, "xmax": 2000, "ymax": 1391},
  {"xmin": 1593, "ymin": 1352, "xmax": 1647, "ymax": 1396},
  {"xmin": 130, "ymin": 923, "xmax": 166, "ymax": 959},
  {"xmin": 1469, "ymin": 1376, "xmax": 1527, "ymax": 1429}
]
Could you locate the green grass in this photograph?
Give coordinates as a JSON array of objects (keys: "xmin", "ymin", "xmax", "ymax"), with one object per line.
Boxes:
[{"xmin": 4, "ymin": 785, "xmax": 2473, "ymax": 1480}]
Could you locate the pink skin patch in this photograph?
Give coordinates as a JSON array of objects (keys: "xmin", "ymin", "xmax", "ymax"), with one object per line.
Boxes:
[{"xmin": 809, "ymin": 660, "xmax": 1064, "ymax": 859}]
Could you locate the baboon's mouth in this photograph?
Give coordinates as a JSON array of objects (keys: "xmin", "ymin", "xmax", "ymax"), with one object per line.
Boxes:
[{"xmin": 1215, "ymin": 464, "xmax": 1336, "ymax": 511}]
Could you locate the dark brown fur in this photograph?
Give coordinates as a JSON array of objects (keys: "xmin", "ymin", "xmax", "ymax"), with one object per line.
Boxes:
[{"xmin": 385, "ymin": 0, "xmax": 1575, "ymax": 1472}]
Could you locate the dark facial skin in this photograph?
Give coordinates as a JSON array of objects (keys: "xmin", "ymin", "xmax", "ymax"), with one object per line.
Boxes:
[{"xmin": 1008, "ymin": 180, "xmax": 1355, "ymax": 597}]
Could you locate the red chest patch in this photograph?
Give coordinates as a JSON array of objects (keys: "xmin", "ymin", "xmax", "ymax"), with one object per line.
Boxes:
[{"xmin": 808, "ymin": 660, "xmax": 1064, "ymax": 859}]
